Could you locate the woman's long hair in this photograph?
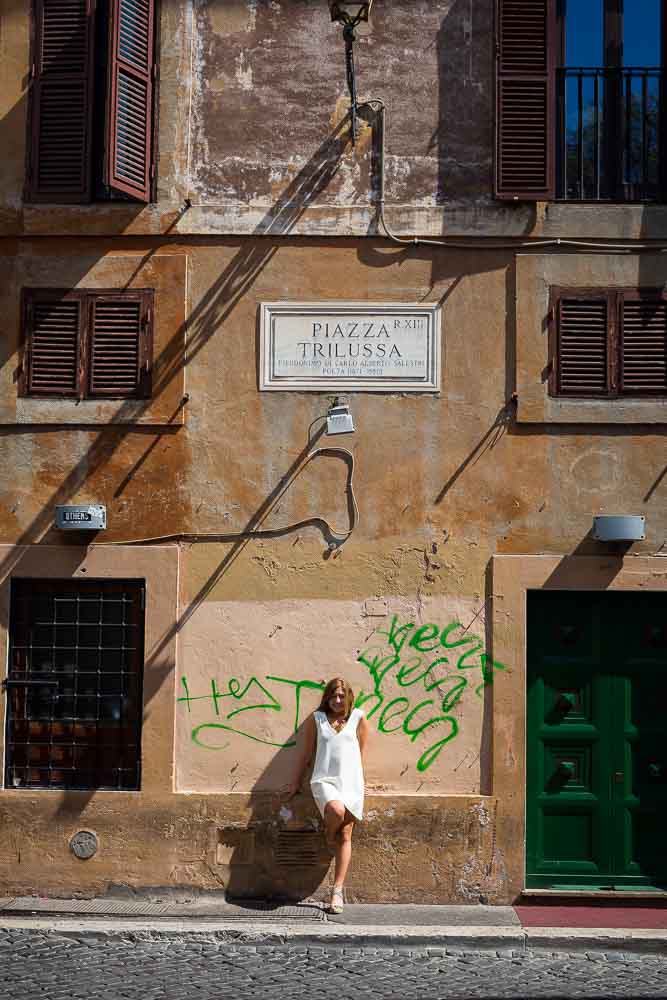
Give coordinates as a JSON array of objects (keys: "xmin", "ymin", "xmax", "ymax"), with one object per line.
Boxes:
[{"xmin": 317, "ymin": 677, "xmax": 355, "ymax": 719}]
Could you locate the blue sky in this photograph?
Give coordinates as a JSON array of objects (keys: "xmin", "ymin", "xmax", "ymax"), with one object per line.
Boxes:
[{"xmin": 566, "ymin": 1, "xmax": 661, "ymax": 66}]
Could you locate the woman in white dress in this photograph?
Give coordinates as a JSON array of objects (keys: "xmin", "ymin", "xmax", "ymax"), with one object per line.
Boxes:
[{"xmin": 286, "ymin": 677, "xmax": 369, "ymax": 913}]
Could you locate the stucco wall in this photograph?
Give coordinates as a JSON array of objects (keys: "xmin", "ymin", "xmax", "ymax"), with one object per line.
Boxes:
[
  {"xmin": 2, "ymin": 239, "xmax": 665, "ymax": 554},
  {"xmin": 176, "ymin": 596, "xmax": 491, "ymax": 794},
  {"xmin": 0, "ymin": 0, "xmax": 666, "ymax": 904},
  {"xmin": 0, "ymin": 236, "xmax": 665, "ymax": 901},
  {"xmin": 1, "ymin": 0, "xmax": 666, "ymax": 239}
]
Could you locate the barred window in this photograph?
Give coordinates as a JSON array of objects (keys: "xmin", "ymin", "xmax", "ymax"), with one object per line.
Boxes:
[
  {"xmin": 495, "ymin": 0, "xmax": 667, "ymax": 202},
  {"xmin": 3, "ymin": 579, "xmax": 145, "ymax": 791}
]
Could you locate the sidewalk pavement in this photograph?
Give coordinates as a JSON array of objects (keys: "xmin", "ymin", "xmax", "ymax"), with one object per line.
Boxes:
[{"xmin": 1, "ymin": 897, "xmax": 666, "ymax": 955}]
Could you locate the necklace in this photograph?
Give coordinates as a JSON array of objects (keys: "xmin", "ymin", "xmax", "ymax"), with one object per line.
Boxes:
[{"xmin": 327, "ymin": 713, "xmax": 347, "ymax": 732}]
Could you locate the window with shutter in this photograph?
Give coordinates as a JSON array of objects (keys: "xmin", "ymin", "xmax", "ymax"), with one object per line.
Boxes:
[
  {"xmin": 25, "ymin": 293, "xmax": 82, "ymax": 396},
  {"xmin": 105, "ymin": 0, "xmax": 155, "ymax": 201},
  {"xmin": 89, "ymin": 293, "xmax": 152, "ymax": 397},
  {"xmin": 496, "ymin": 1, "xmax": 667, "ymax": 202},
  {"xmin": 555, "ymin": 294, "xmax": 611, "ymax": 397},
  {"xmin": 28, "ymin": 0, "xmax": 95, "ymax": 202},
  {"xmin": 26, "ymin": 0, "xmax": 157, "ymax": 204},
  {"xmin": 621, "ymin": 295, "xmax": 667, "ymax": 395},
  {"xmin": 550, "ymin": 288, "xmax": 667, "ymax": 398},
  {"xmin": 495, "ymin": 0, "xmax": 556, "ymax": 199},
  {"xmin": 21, "ymin": 288, "xmax": 153, "ymax": 400}
]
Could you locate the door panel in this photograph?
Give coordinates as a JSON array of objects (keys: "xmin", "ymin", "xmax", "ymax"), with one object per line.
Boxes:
[
  {"xmin": 614, "ymin": 595, "xmax": 667, "ymax": 884},
  {"xmin": 527, "ymin": 591, "xmax": 667, "ymax": 890}
]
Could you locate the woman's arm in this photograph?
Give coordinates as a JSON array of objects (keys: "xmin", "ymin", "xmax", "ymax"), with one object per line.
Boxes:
[
  {"xmin": 357, "ymin": 714, "xmax": 370, "ymax": 762},
  {"xmin": 284, "ymin": 713, "xmax": 316, "ymax": 798}
]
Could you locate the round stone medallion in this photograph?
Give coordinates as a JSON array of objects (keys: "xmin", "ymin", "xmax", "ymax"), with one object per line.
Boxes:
[{"xmin": 69, "ymin": 830, "xmax": 98, "ymax": 860}]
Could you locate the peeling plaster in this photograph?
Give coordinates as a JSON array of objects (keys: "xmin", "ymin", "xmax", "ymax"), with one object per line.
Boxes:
[{"xmin": 235, "ymin": 50, "xmax": 253, "ymax": 91}]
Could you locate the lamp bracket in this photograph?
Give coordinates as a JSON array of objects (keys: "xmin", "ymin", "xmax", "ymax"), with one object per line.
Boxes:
[{"xmin": 330, "ymin": 2, "xmax": 372, "ymax": 30}]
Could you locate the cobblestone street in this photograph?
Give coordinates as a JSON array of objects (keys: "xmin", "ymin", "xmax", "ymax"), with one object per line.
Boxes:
[{"xmin": 1, "ymin": 932, "xmax": 666, "ymax": 999}]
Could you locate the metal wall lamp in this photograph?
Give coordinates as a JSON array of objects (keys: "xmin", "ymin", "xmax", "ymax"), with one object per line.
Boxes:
[
  {"xmin": 326, "ymin": 400, "xmax": 355, "ymax": 435},
  {"xmin": 328, "ymin": 1, "xmax": 374, "ymax": 146}
]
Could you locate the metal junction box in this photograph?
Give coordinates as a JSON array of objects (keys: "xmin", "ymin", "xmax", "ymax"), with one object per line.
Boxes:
[
  {"xmin": 592, "ymin": 515, "xmax": 645, "ymax": 542},
  {"xmin": 55, "ymin": 505, "xmax": 107, "ymax": 531}
]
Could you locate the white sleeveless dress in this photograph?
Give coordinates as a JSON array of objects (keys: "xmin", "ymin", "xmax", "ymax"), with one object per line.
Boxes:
[{"xmin": 310, "ymin": 708, "xmax": 365, "ymax": 821}]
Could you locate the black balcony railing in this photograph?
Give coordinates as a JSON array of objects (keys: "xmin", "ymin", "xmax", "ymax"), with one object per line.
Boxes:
[{"xmin": 557, "ymin": 67, "xmax": 665, "ymax": 201}]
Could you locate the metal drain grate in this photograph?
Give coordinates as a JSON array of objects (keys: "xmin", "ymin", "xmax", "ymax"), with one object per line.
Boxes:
[
  {"xmin": 275, "ymin": 830, "xmax": 324, "ymax": 868},
  {"xmin": 0, "ymin": 897, "xmax": 325, "ymax": 920}
]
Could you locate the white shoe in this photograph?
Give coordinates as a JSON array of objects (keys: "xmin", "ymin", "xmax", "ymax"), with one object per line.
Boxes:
[{"xmin": 329, "ymin": 885, "xmax": 344, "ymax": 914}]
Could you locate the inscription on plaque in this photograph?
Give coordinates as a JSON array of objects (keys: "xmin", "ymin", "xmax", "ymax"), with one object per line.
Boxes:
[{"xmin": 260, "ymin": 302, "xmax": 440, "ymax": 392}]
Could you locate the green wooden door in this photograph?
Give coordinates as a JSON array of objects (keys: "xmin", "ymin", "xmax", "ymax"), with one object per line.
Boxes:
[{"xmin": 527, "ymin": 591, "xmax": 667, "ymax": 890}]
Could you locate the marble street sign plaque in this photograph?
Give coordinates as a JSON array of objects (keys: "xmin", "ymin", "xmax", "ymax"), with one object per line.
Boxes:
[{"xmin": 260, "ymin": 302, "xmax": 441, "ymax": 392}]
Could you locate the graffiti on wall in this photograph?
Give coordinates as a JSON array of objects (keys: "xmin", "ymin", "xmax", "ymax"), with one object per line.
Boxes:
[
  {"xmin": 355, "ymin": 615, "xmax": 505, "ymax": 772},
  {"xmin": 178, "ymin": 674, "xmax": 324, "ymax": 750},
  {"xmin": 177, "ymin": 615, "xmax": 505, "ymax": 773}
]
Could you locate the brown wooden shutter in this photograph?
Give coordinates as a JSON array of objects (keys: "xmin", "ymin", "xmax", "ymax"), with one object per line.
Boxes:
[
  {"xmin": 28, "ymin": 0, "xmax": 95, "ymax": 202},
  {"xmin": 553, "ymin": 292, "xmax": 612, "ymax": 397},
  {"xmin": 105, "ymin": 0, "xmax": 155, "ymax": 202},
  {"xmin": 88, "ymin": 292, "xmax": 152, "ymax": 397},
  {"xmin": 620, "ymin": 294, "xmax": 667, "ymax": 396},
  {"xmin": 495, "ymin": 0, "xmax": 555, "ymax": 199},
  {"xmin": 23, "ymin": 291, "xmax": 83, "ymax": 397}
]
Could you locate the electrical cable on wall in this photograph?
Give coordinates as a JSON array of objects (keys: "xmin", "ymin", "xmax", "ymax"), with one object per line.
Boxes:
[
  {"xmin": 96, "ymin": 444, "xmax": 358, "ymax": 549},
  {"xmin": 181, "ymin": 96, "xmax": 667, "ymax": 255},
  {"xmin": 358, "ymin": 98, "xmax": 667, "ymax": 254}
]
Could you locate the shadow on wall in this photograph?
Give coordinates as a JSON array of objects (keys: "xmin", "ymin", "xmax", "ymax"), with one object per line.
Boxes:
[
  {"xmin": 542, "ymin": 534, "xmax": 636, "ymax": 591},
  {"xmin": 0, "ymin": 117, "xmax": 358, "ymax": 818},
  {"xmin": 200, "ymin": 605, "xmax": 502, "ymax": 899},
  {"xmin": 0, "ymin": 87, "xmax": 27, "ymax": 260},
  {"xmin": 0, "ymin": 114, "xmax": 355, "ymax": 572},
  {"xmin": 435, "ymin": 0, "xmax": 495, "ymax": 204},
  {"xmin": 221, "ymin": 717, "xmax": 332, "ymax": 902},
  {"xmin": 434, "ymin": 0, "xmax": 536, "ymax": 236}
]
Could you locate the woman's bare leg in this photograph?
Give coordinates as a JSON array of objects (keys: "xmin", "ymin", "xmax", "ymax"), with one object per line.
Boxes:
[
  {"xmin": 333, "ymin": 810, "xmax": 355, "ymax": 888},
  {"xmin": 323, "ymin": 800, "xmax": 346, "ymax": 849}
]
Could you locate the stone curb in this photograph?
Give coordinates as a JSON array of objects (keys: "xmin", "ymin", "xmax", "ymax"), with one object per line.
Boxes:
[{"xmin": 0, "ymin": 918, "xmax": 666, "ymax": 954}]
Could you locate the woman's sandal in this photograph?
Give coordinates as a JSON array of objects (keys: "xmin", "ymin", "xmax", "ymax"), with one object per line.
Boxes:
[{"xmin": 329, "ymin": 885, "xmax": 344, "ymax": 914}]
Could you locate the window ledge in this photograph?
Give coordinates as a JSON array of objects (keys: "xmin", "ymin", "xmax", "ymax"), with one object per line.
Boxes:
[
  {"xmin": 542, "ymin": 202, "xmax": 667, "ymax": 240},
  {"xmin": 6, "ymin": 398, "xmax": 185, "ymax": 427},
  {"xmin": 517, "ymin": 394, "xmax": 667, "ymax": 425}
]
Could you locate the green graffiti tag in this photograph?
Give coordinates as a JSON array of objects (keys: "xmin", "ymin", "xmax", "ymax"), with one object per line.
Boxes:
[
  {"xmin": 178, "ymin": 674, "xmax": 325, "ymax": 750},
  {"xmin": 177, "ymin": 615, "xmax": 506, "ymax": 773},
  {"xmin": 355, "ymin": 615, "xmax": 506, "ymax": 772}
]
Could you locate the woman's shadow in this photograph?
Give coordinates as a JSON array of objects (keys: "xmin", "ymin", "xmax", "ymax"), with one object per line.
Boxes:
[{"xmin": 220, "ymin": 715, "xmax": 334, "ymax": 904}]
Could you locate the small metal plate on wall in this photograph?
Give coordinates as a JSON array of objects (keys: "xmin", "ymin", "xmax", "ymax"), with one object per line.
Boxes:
[
  {"xmin": 69, "ymin": 830, "xmax": 99, "ymax": 860},
  {"xmin": 55, "ymin": 505, "xmax": 106, "ymax": 531}
]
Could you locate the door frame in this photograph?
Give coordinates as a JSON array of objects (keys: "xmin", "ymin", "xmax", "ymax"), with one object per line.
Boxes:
[{"xmin": 491, "ymin": 555, "xmax": 667, "ymax": 899}]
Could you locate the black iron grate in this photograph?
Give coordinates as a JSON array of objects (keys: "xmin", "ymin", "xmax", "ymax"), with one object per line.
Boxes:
[
  {"xmin": 557, "ymin": 67, "xmax": 665, "ymax": 202},
  {"xmin": 4, "ymin": 579, "xmax": 145, "ymax": 790},
  {"xmin": 275, "ymin": 830, "xmax": 325, "ymax": 868},
  {"xmin": 0, "ymin": 897, "xmax": 326, "ymax": 919}
]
